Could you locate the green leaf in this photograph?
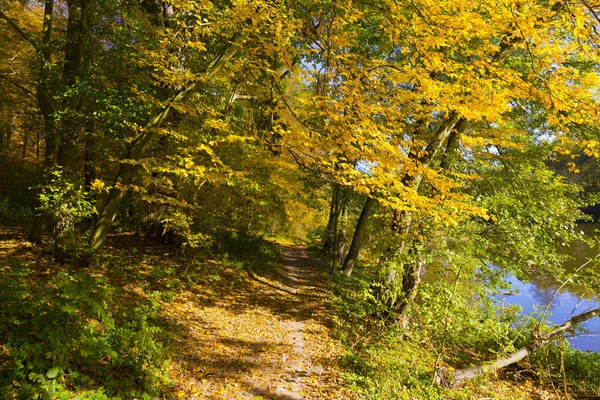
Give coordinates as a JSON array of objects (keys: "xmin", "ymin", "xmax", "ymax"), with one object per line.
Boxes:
[{"xmin": 47, "ymin": 366, "xmax": 60, "ymax": 379}]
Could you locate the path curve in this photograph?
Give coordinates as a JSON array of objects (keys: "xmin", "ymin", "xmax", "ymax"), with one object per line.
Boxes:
[{"xmin": 168, "ymin": 243, "xmax": 357, "ymax": 399}]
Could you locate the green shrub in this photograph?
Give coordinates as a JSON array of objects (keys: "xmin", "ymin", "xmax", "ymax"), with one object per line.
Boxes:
[
  {"xmin": 529, "ymin": 340, "xmax": 600, "ymax": 392},
  {"xmin": 0, "ymin": 265, "xmax": 169, "ymax": 399}
]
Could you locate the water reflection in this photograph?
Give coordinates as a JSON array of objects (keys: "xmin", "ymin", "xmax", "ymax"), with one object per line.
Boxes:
[{"xmin": 499, "ymin": 224, "xmax": 600, "ymax": 352}]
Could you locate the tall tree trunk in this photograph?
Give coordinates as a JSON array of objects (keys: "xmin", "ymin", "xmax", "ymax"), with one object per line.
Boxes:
[
  {"xmin": 90, "ymin": 42, "xmax": 239, "ymax": 251},
  {"xmin": 338, "ymin": 202, "xmax": 348, "ymax": 265},
  {"xmin": 439, "ymin": 118, "xmax": 466, "ymax": 171},
  {"xmin": 323, "ymin": 184, "xmax": 340, "ymax": 253},
  {"xmin": 0, "ymin": 124, "xmax": 4, "ymax": 156},
  {"xmin": 21, "ymin": 129, "xmax": 28, "ymax": 159},
  {"xmin": 341, "ymin": 196, "xmax": 376, "ymax": 277},
  {"xmin": 83, "ymin": 120, "xmax": 96, "ymax": 194},
  {"xmin": 28, "ymin": 127, "xmax": 56, "ymax": 243},
  {"xmin": 52, "ymin": 0, "xmax": 88, "ymax": 261},
  {"xmin": 0, "ymin": 123, "xmax": 9, "ymax": 165},
  {"xmin": 384, "ymin": 115, "xmax": 464, "ymax": 322},
  {"xmin": 28, "ymin": 0, "xmax": 55, "ymax": 243},
  {"xmin": 5, "ymin": 121, "xmax": 12, "ymax": 159},
  {"xmin": 331, "ymin": 195, "xmax": 340, "ymax": 273},
  {"xmin": 36, "ymin": 128, "xmax": 40, "ymax": 162}
]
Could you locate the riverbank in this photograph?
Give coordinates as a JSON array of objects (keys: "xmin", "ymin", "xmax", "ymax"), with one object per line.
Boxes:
[{"xmin": 331, "ymin": 253, "xmax": 600, "ymax": 399}]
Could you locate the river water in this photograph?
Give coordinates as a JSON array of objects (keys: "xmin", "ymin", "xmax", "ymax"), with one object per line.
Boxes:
[{"xmin": 498, "ymin": 224, "xmax": 600, "ymax": 352}]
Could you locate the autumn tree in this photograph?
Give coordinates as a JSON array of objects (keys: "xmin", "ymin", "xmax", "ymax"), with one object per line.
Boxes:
[{"xmin": 276, "ymin": 0, "xmax": 600, "ymax": 324}]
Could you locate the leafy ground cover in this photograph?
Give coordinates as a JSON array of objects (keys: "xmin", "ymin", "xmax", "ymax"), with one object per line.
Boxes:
[
  {"xmin": 2, "ymin": 225, "xmax": 599, "ymax": 400},
  {"xmin": 0, "ymin": 228, "xmax": 356, "ymax": 399}
]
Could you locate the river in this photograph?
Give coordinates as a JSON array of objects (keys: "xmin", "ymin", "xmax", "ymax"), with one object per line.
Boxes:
[{"xmin": 498, "ymin": 223, "xmax": 600, "ymax": 352}]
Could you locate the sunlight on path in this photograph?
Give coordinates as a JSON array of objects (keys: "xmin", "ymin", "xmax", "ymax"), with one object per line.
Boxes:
[{"xmin": 167, "ymin": 244, "xmax": 357, "ymax": 400}]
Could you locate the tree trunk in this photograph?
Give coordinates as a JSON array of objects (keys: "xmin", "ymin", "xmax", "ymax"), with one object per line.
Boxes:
[
  {"xmin": 52, "ymin": 0, "xmax": 88, "ymax": 261},
  {"xmin": 28, "ymin": 0, "xmax": 55, "ymax": 243},
  {"xmin": 0, "ymin": 124, "xmax": 7, "ymax": 166},
  {"xmin": 83, "ymin": 120, "xmax": 97, "ymax": 228},
  {"xmin": 439, "ymin": 118, "xmax": 466, "ymax": 171},
  {"xmin": 437, "ymin": 307, "xmax": 600, "ymax": 387},
  {"xmin": 5, "ymin": 122, "xmax": 12, "ymax": 159},
  {"xmin": 341, "ymin": 196, "xmax": 376, "ymax": 277},
  {"xmin": 338, "ymin": 202, "xmax": 348, "ymax": 265},
  {"xmin": 385, "ymin": 114, "xmax": 463, "ymax": 318},
  {"xmin": 36, "ymin": 128, "xmax": 40, "ymax": 161},
  {"xmin": 22, "ymin": 130, "xmax": 28, "ymax": 159},
  {"xmin": 323, "ymin": 184, "xmax": 340, "ymax": 253},
  {"xmin": 394, "ymin": 259, "xmax": 424, "ymax": 327},
  {"xmin": 28, "ymin": 131, "xmax": 56, "ymax": 243},
  {"xmin": 331, "ymin": 187, "xmax": 340, "ymax": 273}
]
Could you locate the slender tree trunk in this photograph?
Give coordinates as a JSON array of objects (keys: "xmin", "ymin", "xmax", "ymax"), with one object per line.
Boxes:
[
  {"xmin": 5, "ymin": 122, "xmax": 12, "ymax": 159},
  {"xmin": 22, "ymin": 130, "xmax": 28, "ymax": 159},
  {"xmin": 338, "ymin": 202, "xmax": 348, "ymax": 264},
  {"xmin": 83, "ymin": 120, "xmax": 96, "ymax": 193},
  {"xmin": 28, "ymin": 124, "xmax": 56, "ymax": 243},
  {"xmin": 0, "ymin": 124, "xmax": 7, "ymax": 166},
  {"xmin": 331, "ymin": 192, "xmax": 340, "ymax": 273},
  {"xmin": 36, "ymin": 128, "xmax": 40, "ymax": 161},
  {"xmin": 341, "ymin": 196, "xmax": 376, "ymax": 277},
  {"xmin": 323, "ymin": 184, "xmax": 339, "ymax": 253},
  {"xmin": 28, "ymin": 0, "xmax": 55, "ymax": 243}
]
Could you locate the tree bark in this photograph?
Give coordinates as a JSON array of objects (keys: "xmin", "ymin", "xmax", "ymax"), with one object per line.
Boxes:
[
  {"xmin": 381, "ymin": 114, "xmax": 463, "ymax": 323},
  {"xmin": 28, "ymin": 0, "xmax": 55, "ymax": 243},
  {"xmin": 338, "ymin": 201, "xmax": 348, "ymax": 264},
  {"xmin": 52, "ymin": 0, "xmax": 89, "ymax": 260},
  {"xmin": 437, "ymin": 307, "xmax": 600, "ymax": 387},
  {"xmin": 22, "ymin": 129, "xmax": 28, "ymax": 159},
  {"xmin": 439, "ymin": 117, "xmax": 466, "ymax": 171},
  {"xmin": 395, "ymin": 259, "xmax": 424, "ymax": 326},
  {"xmin": 323, "ymin": 184, "xmax": 340, "ymax": 253},
  {"xmin": 0, "ymin": 124, "xmax": 4, "ymax": 163},
  {"xmin": 341, "ymin": 196, "xmax": 376, "ymax": 277}
]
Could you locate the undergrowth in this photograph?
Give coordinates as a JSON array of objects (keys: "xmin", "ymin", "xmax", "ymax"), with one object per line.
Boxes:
[
  {"xmin": 0, "ymin": 229, "xmax": 282, "ymax": 399},
  {"xmin": 330, "ymin": 263, "xmax": 600, "ymax": 399},
  {"xmin": 0, "ymin": 259, "xmax": 169, "ymax": 399}
]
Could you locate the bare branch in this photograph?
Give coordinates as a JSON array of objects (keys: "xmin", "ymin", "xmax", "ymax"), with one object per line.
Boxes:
[
  {"xmin": 437, "ymin": 307, "xmax": 600, "ymax": 387},
  {"xmin": 0, "ymin": 74, "xmax": 36, "ymax": 99}
]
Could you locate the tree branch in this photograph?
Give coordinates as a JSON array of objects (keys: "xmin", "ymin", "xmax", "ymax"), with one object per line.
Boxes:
[
  {"xmin": 437, "ymin": 307, "xmax": 600, "ymax": 387},
  {"xmin": 0, "ymin": 74, "xmax": 36, "ymax": 99},
  {"xmin": 0, "ymin": 8, "xmax": 39, "ymax": 53}
]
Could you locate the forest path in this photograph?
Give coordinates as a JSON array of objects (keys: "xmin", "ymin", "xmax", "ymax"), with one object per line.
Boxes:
[{"xmin": 169, "ymin": 243, "xmax": 357, "ymax": 400}]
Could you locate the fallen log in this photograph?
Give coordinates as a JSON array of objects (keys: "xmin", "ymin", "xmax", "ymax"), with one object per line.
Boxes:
[{"xmin": 436, "ymin": 306, "xmax": 600, "ymax": 387}]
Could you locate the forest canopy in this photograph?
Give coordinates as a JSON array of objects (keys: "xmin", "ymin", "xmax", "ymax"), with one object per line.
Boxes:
[{"xmin": 2, "ymin": 0, "xmax": 600, "ymax": 398}]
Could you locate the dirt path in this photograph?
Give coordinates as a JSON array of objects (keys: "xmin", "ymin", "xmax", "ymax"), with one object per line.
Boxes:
[
  {"xmin": 169, "ymin": 244, "xmax": 357, "ymax": 400},
  {"xmin": 273, "ymin": 246, "xmax": 324, "ymax": 400}
]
